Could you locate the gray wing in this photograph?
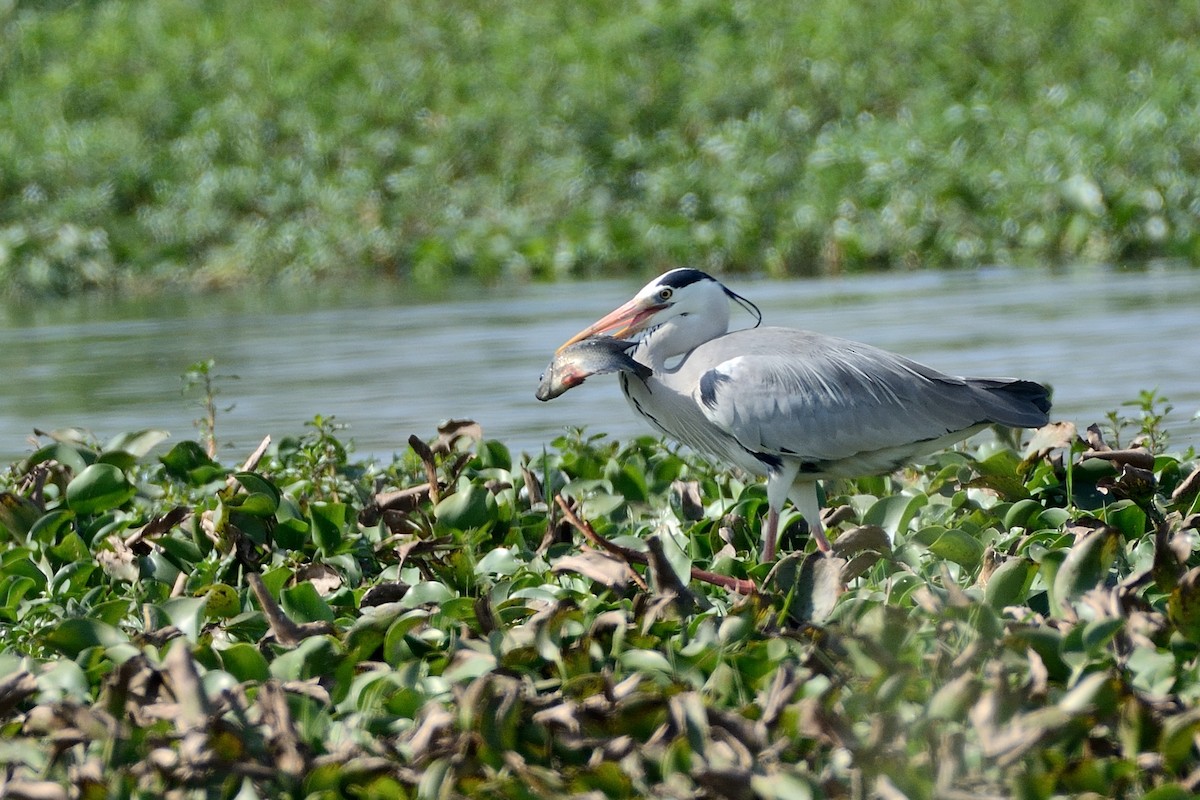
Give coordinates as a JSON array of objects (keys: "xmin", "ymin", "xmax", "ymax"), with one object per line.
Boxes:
[{"xmin": 689, "ymin": 327, "xmax": 1047, "ymax": 464}]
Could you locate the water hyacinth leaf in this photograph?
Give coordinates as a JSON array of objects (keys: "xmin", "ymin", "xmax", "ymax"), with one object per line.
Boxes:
[
  {"xmin": 862, "ymin": 493, "xmax": 927, "ymax": 537},
  {"xmin": 984, "ymin": 555, "xmax": 1036, "ymax": 609},
  {"xmin": 269, "ymin": 635, "xmax": 343, "ymax": 681},
  {"xmin": 156, "ymin": 531, "xmax": 204, "ymax": 568},
  {"xmin": 235, "ymin": 492, "xmax": 279, "ymax": 518},
  {"xmin": 1167, "ymin": 566, "xmax": 1200, "ymax": 642},
  {"xmin": 0, "ymin": 492, "xmax": 44, "ymax": 539},
  {"xmin": 41, "ymin": 618, "xmax": 128, "ymax": 658},
  {"xmin": 416, "ymin": 757, "xmax": 451, "ymax": 800},
  {"xmin": 1127, "ymin": 647, "xmax": 1176, "ymax": 696},
  {"xmin": 1140, "ymin": 787, "xmax": 1196, "ymax": 800},
  {"xmin": 104, "ymin": 429, "xmax": 170, "ymax": 458},
  {"xmin": 1032, "ymin": 507, "xmax": 1072, "ymax": 529},
  {"xmin": 476, "ymin": 547, "xmax": 522, "ymax": 577},
  {"xmin": 160, "ymin": 440, "xmax": 227, "ymax": 484},
  {"xmin": 620, "ymin": 649, "xmax": 674, "ymax": 677},
  {"xmin": 65, "ymin": 463, "xmax": 136, "ymax": 515},
  {"xmin": 581, "ymin": 491, "xmax": 626, "ymax": 518},
  {"xmin": 200, "ymin": 583, "xmax": 242, "ymax": 619},
  {"xmin": 400, "ymin": 581, "xmax": 454, "ymax": 608},
  {"xmin": 749, "ymin": 773, "xmax": 816, "ymax": 800},
  {"xmin": 0, "ymin": 576, "xmax": 36, "ymax": 620},
  {"xmin": 161, "ymin": 596, "xmax": 209, "ymax": 641},
  {"xmin": 34, "ymin": 658, "xmax": 91, "ymax": 702},
  {"xmin": 927, "ymin": 528, "xmax": 985, "ymax": 568},
  {"xmin": 772, "ymin": 552, "xmax": 844, "ymax": 624},
  {"xmin": 605, "ymin": 458, "xmax": 649, "ymax": 502},
  {"xmin": 50, "ymin": 560, "xmax": 96, "ymax": 595},
  {"xmin": 274, "ymin": 517, "xmax": 311, "ymax": 551},
  {"xmin": 1052, "ymin": 526, "xmax": 1119, "ymax": 615},
  {"xmin": 233, "ymin": 471, "xmax": 281, "ymax": 504},
  {"xmin": 475, "ymin": 439, "xmax": 512, "ymax": 470},
  {"xmin": 1003, "ymin": 498, "xmax": 1043, "ymax": 530},
  {"xmin": 927, "ymin": 672, "xmax": 979, "ymax": 721},
  {"xmin": 2, "ymin": 548, "xmax": 47, "ymax": 589},
  {"xmin": 1158, "ymin": 707, "xmax": 1200, "ymax": 773},
  {"xmin": 1104, "ymin": 499, "xmax": 1147, "ymax": 539},
  {"xmin": 27, "ymin": 508, "xmax": 75, "ymax": 544},
  {"xmin": 435, "ymin": 484, "xmax": 496, "ymax": 530},
  {"xmin": 310, "ymin": 501, "xmax": 348, "ymax": 552},
  {"xmin": 24, "ymin": 442, "xmax": 92, "ymax": 475},
  {"xmin": 282, "ymin": 581, "xmax": 336, "ymax": 624},
  {"xmin": 217, "ymin": 642, "xmax": 270, "ymax": 682}
]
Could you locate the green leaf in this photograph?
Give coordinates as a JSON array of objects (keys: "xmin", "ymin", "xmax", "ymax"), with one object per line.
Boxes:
[
  {"xmin": 476, "ymin": 547, "xmax": 522, "ymax": 577},
  {"xmin": 65, "ymin": 463, "xmax": 136, "ymax": 515},
  {"xmin": 1104, "ymin": 499, "xmax": 1147, "ymax": 539},
  {"xmin": 235, "ymin": 493, "xmax": 279, "ymax": 517},
  {"xmin": 400, "ymin": 582, "xmax": 454, "ymax": 608},
  {"xmin": 310, "ymin": 502, "xmax": 347, "ymax": 553},
  {"xmin": 270, "ymin": 635, "xmax": 343, "ymax": 681},
  {"xmin": 104, "ymin": 429, "xmax": 170, "ymax": 457},
  {"xmin": 1052, "ymin": 526, "xmax": 1119, "ymax": 616},
  {"xmin": 984, "ymin": 556, "xmax": 1036, "ymax": 609},
  {"xmin": 862, "ymin": 493, "xmax": 926, "ymax": 537},
  {"xmin": 282, "ymin": 582, "xmax": 336, "ymax": 624},
  {"xmin": 27, "ymin": 509, "xmax": 75, "ymax": 544},
  {"xmin": 927, "ymin": 528, "xmax": 985, "ymax": 568},
  {"xmin": 200, "ymin": 583, "xmax": 242, "ymax": 620},
  {"xmin": 41, "ymin": 618, "xmax": 128, "ymax": 658},
  {"xmin": 23, "ymin": 443, "xmax": 91, "ymax": 475},
  {"xmin": 217, "ymin": 643, "xmax": 271, "ymax": 682},
  {"xmin": 0, "ymin": 492, "xmax": 43, "ymax": 539},
  {"xmin": 0, "ymin": 576, "xmax": 36, "ymax": 621},
  {"xmin": 160, "ymin": 596, "xmax": 209, "ymax": 641},
  {"xmin": 160, "ymin": 441, "xmax": 227, "ymax": 484},
  {"xmin": 1140, "ymin": 786, "xmax": 1196, "ymax": 800},
  {"xmin": 434, "ymin": 485, "xmax": 496, "ymax": 530},
  {"xmin": 619, "ymin": 649, "xmax": 674, "ymax": 676}
]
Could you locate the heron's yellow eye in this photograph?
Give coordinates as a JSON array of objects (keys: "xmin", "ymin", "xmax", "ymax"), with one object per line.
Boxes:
[{"xmin": 657, "ymin": 288, "xmax": 673, "ymax": 302}]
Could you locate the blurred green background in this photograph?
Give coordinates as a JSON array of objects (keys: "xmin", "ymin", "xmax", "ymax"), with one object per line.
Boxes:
[{"xmin": 2, "ymin": 0, "xmax": 1198, "ymax": 297}]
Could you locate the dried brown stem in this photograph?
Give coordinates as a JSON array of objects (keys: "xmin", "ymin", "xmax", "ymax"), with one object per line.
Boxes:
[
  {"xmin": 553, "ymin": 495, "xmax": 757, "ymax": 594},
  {"xmin": 408, "ymin": 435, "xmax": 441, "ymax": 505},
  {"xmin": 247, "ymin": 572, "xmax": 334, "ymax": 645}
]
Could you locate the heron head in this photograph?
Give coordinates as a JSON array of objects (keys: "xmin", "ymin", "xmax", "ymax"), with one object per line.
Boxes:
[{"xmin": 556, "ymin": 268, "xmax": 761, "ymax": 355}]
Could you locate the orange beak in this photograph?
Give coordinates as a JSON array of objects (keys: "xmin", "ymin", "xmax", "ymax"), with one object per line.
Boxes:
[{"xmin": 556, "ymin": 298, "xmax": 665, "ymax": 354}]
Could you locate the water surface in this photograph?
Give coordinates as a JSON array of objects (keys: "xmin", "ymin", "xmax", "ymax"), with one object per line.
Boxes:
[{"xmin": 1, "ymin": 265, "xmax": 1197, "ymax": 464}]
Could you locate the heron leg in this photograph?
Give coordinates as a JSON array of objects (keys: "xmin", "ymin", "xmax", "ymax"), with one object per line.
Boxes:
[
  {"xmin": 764, "ymin": 461, "xmax": 801, "ymax": 561},
  {"xmin": 763, "ymin": 506, "xmax": 780, "ymax": 562},
  {"xmin": 791, "ymin": 481, "xmax": 831, "ymax": 552}
]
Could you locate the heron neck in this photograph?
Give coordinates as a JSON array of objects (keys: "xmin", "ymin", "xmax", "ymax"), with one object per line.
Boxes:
[{"xmin": 639, "ymin": 311, "xmax": 729, "ymax": 370}]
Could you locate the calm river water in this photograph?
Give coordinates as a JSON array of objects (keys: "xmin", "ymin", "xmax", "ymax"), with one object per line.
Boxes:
[{"xmin": 1, "ymin": 265, "xmax": 1197, "ymax": 464}]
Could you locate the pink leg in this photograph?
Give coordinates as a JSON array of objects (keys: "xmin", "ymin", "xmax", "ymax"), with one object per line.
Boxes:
[
  {"xmin": 763, "ymin": 506, "xmax": 779, "ymax": 561},
  {"xmin": 810, "ymin": 515, "xmax": 831, "ymax": 553}
]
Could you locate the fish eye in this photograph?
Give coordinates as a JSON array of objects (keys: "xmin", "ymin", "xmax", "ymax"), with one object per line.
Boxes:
[{"xmin": 656, "ymin": 287, "xmax": 673, "ymax": 302}]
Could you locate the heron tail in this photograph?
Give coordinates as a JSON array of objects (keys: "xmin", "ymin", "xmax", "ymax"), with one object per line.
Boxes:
[{"xmin": 968, "ymin": 378, "xmax": 1052, "ymax": 428}]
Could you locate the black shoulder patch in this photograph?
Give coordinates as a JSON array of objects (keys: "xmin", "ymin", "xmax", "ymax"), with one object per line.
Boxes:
[
  {"xmin": 752, "ymin": 451, "xmax": 784, "ymax": 471},
  {"xmin": 659, "ymin": 267, "xmax": 714, "ymax": 289},
  {"xmin": 698, "ymin": 369, "xmax": 731, "ymax": 410}
]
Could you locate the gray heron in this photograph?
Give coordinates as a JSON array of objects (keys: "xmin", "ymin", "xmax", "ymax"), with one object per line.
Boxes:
[{"xmin": 555, "ymin": 268, "xmax": 1051, "ymax": 560}]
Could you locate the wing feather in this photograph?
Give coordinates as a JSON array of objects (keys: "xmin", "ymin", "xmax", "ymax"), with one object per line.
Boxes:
[{"xmin": 687, "ymin": 327, "xmax": 1040, "ymax": 463}]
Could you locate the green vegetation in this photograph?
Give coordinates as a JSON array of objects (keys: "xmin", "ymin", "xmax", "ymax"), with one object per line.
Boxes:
[
  {"xmin": 2, "ymin": 387, "xmax": 1200, "ymax": 798},
  {"xmin": 2, "ymin": 0, "xmax": 1199, "ymax": 296}
]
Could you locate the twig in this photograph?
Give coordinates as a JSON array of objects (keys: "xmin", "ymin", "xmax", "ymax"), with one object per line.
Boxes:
[
  {"xmin": 408, "ymin": 435, "xmax": 441, "ymax": 505},
  {"xmin": 1173, "ymin": 464, "xmax": 1200, "ymax": 503},
  {"xmin": 247, "ymin": 572, "xmax": 334, "ymax": 645},
  {"xmin": 553, "ymin": 495, "xmax": 757, "ymax": 594},
  {"xmin": 239, "ymin": 435, "xmax": 272, "ymax": 472}
]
